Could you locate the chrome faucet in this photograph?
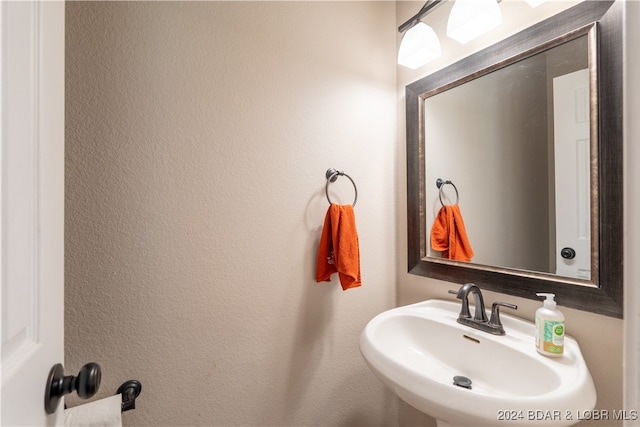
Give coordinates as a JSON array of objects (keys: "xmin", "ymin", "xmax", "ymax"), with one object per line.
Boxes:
[{"xmin": 448, "ymin": 284, "xmax": 517, "ymax": 336}]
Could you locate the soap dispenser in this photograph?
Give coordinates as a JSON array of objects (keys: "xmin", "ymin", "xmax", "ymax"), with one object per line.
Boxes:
[{"xmin": 535, "ymin": 293, "xmax": 565, "ymax": 357}]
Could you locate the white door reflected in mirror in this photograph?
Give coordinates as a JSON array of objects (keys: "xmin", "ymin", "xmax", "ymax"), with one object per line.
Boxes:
[{"xmin": 553, "ymin": 69, "xmax": 591, "ymax": 280}]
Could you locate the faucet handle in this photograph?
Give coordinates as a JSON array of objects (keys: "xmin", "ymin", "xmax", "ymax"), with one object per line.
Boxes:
[{"xmin": 488, "ymin": 302, "xmax": 518, "ymax": 329}]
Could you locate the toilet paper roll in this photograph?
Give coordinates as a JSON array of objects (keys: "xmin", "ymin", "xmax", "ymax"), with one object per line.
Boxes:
[{"xmin": 64, "ymin": 394, "xmax": 122, "ymax": 427}]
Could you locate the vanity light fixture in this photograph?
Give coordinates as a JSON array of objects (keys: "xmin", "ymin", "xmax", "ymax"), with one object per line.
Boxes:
[
  {"xmin": 446, "ymin": 0, "xmax": 502, "ymax": 44},
  {"xmin": 523, "ymin": 0, "xmax": 548, "ymax": 7},
  {"xmin": 398, "ymin": 22, "xmax": 442, "ymax": 69},
  {"xmin": 399, "ymin": 0, "xmax": 515, "ymax": 68},
  {"xmin": 397, "ymin": 0, "xmax": 443, "ymax": 69}
]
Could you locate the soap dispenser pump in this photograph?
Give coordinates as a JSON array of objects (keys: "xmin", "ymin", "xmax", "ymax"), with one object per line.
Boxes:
[{"xmin": 535, "ymin": 293, "xmax": 565, "ymax": 357}]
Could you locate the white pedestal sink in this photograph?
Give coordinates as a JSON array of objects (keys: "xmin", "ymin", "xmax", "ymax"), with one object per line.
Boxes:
[{"xmin": 359, "ymin": 299, "xmax": 596, "ymax": 426}]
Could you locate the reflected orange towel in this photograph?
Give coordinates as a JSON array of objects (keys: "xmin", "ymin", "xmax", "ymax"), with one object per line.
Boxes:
[
  {"xmin": 316, "ymin": 204, "xmax": 362, "ymax": 290},
  {"xmin": 430, "ymin": 204, "xmax": 474, "ymax": 262}
]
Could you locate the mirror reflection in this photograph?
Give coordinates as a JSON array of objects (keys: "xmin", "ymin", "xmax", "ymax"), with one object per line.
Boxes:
[{"xmin": 424, "ymin": 34, "xmax": 594, "ymax": 281}]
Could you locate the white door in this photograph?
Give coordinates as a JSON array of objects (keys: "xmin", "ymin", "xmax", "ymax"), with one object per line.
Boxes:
[
  {"xmin": 553, "ymin": 69, "xmax": 591, "ymax": 279},
  {"xmin": 1, "ymin": 1, "xmax": 65, "ymax": 425}
]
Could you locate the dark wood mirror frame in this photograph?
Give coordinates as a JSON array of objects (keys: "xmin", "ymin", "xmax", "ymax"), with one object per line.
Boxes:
[{"xmin": 406, "ymin": 0, "xmax": 622, "ymax": 318}]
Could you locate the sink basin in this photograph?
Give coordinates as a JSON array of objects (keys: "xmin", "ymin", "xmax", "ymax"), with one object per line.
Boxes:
[{"xmin": 359, "ymin": 299, "xmax": 596, "ymax": 426}]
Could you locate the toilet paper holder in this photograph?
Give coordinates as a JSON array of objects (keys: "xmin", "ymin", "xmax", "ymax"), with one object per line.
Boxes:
[{"xmin": 117, "ymin": 379, "xmax": 141, "ymax": 412}]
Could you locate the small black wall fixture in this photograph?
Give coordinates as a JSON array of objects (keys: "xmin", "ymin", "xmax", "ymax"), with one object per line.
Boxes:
[
  {"xmin": 44, "ymin": 363, "xmax": 101, "ymax": 414},
  {"xmin": 117, "ymin": 379, "xmax": 142, "ymax": 412}
]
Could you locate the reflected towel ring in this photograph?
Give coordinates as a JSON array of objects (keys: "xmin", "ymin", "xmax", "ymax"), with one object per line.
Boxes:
[
  {"xmin": 325, "ymin": 168, "xmax": 358, "ymax": 207},
  {"xmin": 436, "ymin": 178, "xmax": 459, "ymax": 206}
]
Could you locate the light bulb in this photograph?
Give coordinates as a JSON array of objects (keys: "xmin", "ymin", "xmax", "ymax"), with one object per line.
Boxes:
[
  {"xmin": 447, "ymin": 0, "xmax": 502, "ymax": 44},
  {"xmin": 398, "ymin": 22, "xmax": 442, "ymax": 69},
  {"xmin": 524, "ymin": 0, "xmax": 547, "ymax": 7}
]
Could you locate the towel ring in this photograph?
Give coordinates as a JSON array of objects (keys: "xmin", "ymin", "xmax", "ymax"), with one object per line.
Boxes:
[
  {"xmin": 325, "ymin": 168, "xmax": 358, "ymax": 207},
  {"xmin": 436, "ymin": 178, "xmax": 459, "ymax": 206}
]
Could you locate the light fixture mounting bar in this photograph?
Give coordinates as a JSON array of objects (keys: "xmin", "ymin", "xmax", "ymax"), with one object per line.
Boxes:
[{"xmin": 398, "ymin": 0, "xmax": 446, "ymax": 33}]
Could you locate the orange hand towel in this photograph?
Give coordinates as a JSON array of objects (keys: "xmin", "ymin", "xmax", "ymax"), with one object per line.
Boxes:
[
  {"xmin": 316, "ymin": 204, "xmax": 362, "ymax": 290},
  {"xmin": 430, "ymin": 204, "xmax": 474, "ymax": 262}
]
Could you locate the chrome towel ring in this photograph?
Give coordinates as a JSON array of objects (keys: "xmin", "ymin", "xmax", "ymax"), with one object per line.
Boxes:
[
  {"xmin": 436, "ymin": 178, "xmax": 459, "ymax": 206},
  {"xmin": 325, "ymin": 168, "xmax": 358, "ymax": 207}
]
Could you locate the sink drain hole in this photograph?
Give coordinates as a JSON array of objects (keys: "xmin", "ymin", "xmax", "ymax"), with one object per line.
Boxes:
[{"xmin": 453, "ymin": 375, "xmax": 472, "ymax": 389}]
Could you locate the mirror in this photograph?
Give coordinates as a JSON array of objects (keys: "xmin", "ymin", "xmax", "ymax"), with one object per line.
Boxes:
[
  {"xmin": 406, "ymin": 1, "xmax": 622, "ymax": 317},
  {"xmin": 425, "ymin": 33, "xmax": 593, "ymax": 280}
]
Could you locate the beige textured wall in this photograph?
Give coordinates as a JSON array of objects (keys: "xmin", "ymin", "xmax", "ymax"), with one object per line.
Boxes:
[
  {"xmin": 396, "ymin": 1, "xmax": 624, "ymax": 426},
  {"xmin": 64, "ymin": 2, "xmax": 398, "ymax": 426}
]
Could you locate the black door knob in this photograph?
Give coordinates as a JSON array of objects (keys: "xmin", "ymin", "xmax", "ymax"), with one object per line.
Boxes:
[
  {"xmin": 44, "ymin": 362, "xmax": 101, "ymax": 414},
  {"xmin": 561, "ymin": 247, "xmax": 576, "ymax": 259}
]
